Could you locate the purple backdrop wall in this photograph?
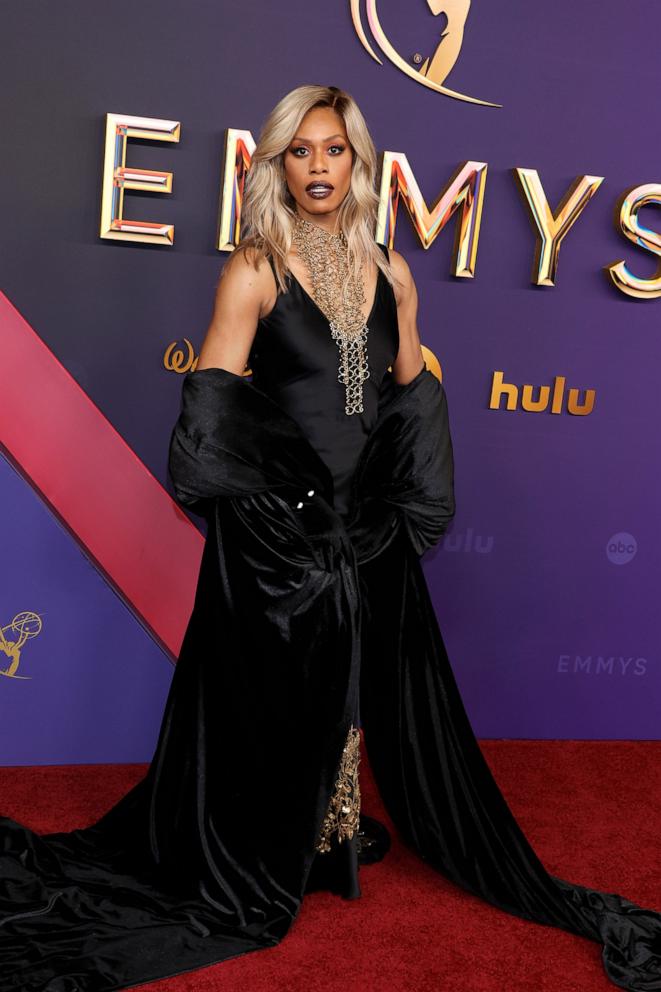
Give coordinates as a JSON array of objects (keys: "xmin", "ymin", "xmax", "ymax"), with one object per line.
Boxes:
[{"xmin": 1, "ymin": 0, "xmax": 659, "ymax": 764}]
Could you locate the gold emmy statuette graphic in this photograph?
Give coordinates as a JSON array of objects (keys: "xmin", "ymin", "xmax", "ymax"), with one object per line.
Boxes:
[
  {"xmin": 350, "ymin": 0, "xmax": 501, "ymax": 107},
  {"xmin": 0, "ymin": 612, "xmax": 43, "ymax": 680}
]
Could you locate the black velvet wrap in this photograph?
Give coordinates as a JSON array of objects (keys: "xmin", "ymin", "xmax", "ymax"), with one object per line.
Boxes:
[{"xmin": 0, "ymin": 366, "xmax": 659, "ymax": 991}]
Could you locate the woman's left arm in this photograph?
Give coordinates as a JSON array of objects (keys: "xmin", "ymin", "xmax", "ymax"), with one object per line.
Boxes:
[{"xmin": 388, "ymin": 248, "xmax": 426, "ymax": 385}]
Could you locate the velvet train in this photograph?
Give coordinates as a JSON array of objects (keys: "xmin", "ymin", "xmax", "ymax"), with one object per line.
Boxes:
[{"xmin": 0, "ymin": 366, "xmax": 659, "ymax": 992}]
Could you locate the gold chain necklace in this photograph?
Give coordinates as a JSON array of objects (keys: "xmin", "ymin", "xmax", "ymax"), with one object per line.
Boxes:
[{"xmin": 291, "ymin": 215, "xmax": 370, "ymax": 416}]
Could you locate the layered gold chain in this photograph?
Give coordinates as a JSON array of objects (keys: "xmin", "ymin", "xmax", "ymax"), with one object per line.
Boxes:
[{"xmin": 291, "ymin": 215, "xmax": 371, "ymax": 416}]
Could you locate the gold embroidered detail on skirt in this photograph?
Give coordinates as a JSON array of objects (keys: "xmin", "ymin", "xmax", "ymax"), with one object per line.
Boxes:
[{"xmin": 315, "ymin": 725, "xmax": 362, "ymax": 854}]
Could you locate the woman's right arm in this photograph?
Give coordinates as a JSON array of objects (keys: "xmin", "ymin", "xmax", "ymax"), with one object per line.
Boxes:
[{"xmin": 195, "ymin": 248, "xmax": 275, "ymax": 375}]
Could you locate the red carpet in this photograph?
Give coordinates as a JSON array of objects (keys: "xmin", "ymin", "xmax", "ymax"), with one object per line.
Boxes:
[{"xmin": 2, "ymin": 739, "xmax": 659, "ymax": 992}]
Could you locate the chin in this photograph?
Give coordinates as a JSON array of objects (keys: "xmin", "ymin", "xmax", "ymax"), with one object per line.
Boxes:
[{"xmin": 302, "ymin": 196, "xmax": 343, "ymax": 214}]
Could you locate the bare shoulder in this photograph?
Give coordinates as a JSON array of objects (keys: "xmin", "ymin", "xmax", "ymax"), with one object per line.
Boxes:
[
  {"xmin": 195, "ymin": 245, "xmax": 276, "ymax": 374},
  {"xmin": 217, "ymin": 244, "xmax": 276, "ymax": 319}
]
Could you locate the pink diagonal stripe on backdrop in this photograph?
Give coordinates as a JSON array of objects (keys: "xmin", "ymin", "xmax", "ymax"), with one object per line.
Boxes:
[{"xmin": 0, "ymin": 290, "xmax": 203, "ymax": 660}]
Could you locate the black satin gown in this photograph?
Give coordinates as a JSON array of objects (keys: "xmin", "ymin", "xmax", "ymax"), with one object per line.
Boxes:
[
  {"xmin": 0, "ymin": 243, "xmax": 660, "ymax": 992},
  {"xmin": 248, "ymin": 242, "xmax": 399, "ymax": 898},
  {"xmin": 249, "ymin": 242, "xmax": 399, "ymax": 521}
]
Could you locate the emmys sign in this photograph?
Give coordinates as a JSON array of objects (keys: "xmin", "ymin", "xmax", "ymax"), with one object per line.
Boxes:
[{"xmin": 99, "ymin": 115, "xmax": 661, "ymax": 302}]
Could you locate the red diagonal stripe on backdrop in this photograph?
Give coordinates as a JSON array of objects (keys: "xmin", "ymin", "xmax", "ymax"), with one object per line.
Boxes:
[{"xmin": 0, "ymin": 291, "xmax": 204, "ymax": 661}]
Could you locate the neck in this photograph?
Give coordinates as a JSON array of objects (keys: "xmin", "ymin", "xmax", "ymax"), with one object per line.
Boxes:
[{"xmin": 294, "ymin": 210, "xmax": 342, "ymax": 237}]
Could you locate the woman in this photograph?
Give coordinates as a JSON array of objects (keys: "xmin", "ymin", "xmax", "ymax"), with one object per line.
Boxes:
[{"xmin": 1, "ymin": 84, "xmax": 659, "ymax": 992}]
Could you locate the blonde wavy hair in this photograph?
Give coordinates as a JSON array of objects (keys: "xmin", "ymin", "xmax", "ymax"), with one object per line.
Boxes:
[{"xmin": 231, "ymin": 84, "xmax": 396, "ymax": 295}]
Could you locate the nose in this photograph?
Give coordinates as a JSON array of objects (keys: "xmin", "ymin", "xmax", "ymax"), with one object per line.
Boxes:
[{"xmin": 309, "ymin": 149, "xmax": 328, "ymax": 174}]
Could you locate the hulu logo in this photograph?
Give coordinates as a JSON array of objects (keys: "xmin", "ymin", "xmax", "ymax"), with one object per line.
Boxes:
[
  {"xmin": 441, "ymin": 528, "xmax": 494, "ymax": 553},
  {"xmin": 489, "ymin": 371, "xmax": 595, "ymax": 415}
]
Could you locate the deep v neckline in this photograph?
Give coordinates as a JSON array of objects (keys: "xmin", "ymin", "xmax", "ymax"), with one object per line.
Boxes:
[{"xmin": 288, "ymin": 265, "xmax": 382, "ymax": 328}]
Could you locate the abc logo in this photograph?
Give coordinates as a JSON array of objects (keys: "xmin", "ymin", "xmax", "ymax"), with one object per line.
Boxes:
[{"xmin": 606, "ymin": 532, "xmax": 637, "ymax": 565}]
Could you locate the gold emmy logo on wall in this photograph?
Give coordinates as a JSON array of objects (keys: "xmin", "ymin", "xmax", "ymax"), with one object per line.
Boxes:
[
  {"xmin": 350, "ymin": 0, "xmax": 501, "ymax": 107},
  {"xmin": 489, "ymin": 371, "xmax": 595, "ymax": 416},
  {"xmin": 0, "ymin": 612, "xmax": 43, "ymax": 680}
]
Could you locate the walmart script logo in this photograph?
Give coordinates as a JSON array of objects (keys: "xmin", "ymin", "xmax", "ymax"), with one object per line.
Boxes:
[{"xmin": 350, "ymin": 0, "xmax": 501, "ymax": 107}]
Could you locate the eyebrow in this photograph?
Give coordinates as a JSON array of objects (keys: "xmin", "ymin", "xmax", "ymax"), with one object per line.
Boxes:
[{"xmin": 291, "ymin": 133, "xmax": 345, "ymax": 143}]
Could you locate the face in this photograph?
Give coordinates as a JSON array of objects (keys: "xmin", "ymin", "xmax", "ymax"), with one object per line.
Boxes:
[{"xmin": 283, "ymin": 106, "xmax": 354, "ymax": 230}]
